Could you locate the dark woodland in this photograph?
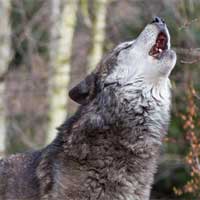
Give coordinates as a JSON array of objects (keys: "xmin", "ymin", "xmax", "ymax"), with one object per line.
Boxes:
[{"xmin": 0, "ymin": 0, "xmax": 200, "ymax": 199}]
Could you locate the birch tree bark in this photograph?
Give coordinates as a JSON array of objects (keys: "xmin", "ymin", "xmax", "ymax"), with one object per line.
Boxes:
[
  {"xmin": 87, "ymin": 0, "xmax": 109, "ymax": 71},
  {"xmin": 0, "ymin": 0, "xmax": 11, "ymax": 156},
  {"xmin": 48, "ymin": 0, "xmax": 78, "ymax": 143}
]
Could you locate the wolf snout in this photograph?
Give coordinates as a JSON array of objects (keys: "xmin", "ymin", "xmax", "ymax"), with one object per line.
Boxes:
[{"xmin": 151, "ymin": 16, "xmax": 167, "ymax": 33}]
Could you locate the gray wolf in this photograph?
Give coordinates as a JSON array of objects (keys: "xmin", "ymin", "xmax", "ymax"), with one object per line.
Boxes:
[{"xmin": 0, "ymin": 17, "xmax": 176, "ymax": 200}]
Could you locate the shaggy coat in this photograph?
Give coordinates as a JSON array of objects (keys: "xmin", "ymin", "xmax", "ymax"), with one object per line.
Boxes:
[{"xmin": 0, "ymin": 17, "xmax": 176, "ymax": 200}]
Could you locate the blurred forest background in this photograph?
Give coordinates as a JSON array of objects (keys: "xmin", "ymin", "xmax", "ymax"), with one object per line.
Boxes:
[{"xmin": 0, "ymin": 0, "xmax": 200, "ymax": 199}]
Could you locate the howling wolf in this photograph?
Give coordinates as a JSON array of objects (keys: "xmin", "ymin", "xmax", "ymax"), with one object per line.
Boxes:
[{"xmin": 0, "ymin": 17, "xmax": 176, "ymax": 200}]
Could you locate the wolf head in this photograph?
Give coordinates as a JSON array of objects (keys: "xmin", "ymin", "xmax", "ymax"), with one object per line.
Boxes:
[{"xmin": 69, "ymin": 17, "xmax": 176, "ymax": 105}]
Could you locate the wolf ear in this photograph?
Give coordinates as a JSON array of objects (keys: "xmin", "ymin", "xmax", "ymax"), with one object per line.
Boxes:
[{"xmin": 69, "ymin": 73, "xmax": 98, "ymax": 105}]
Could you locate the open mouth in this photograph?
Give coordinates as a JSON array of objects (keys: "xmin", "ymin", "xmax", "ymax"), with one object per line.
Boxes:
[{"xmin": 149, "ymin": 32, "xmax": 168, "ymax": 59}]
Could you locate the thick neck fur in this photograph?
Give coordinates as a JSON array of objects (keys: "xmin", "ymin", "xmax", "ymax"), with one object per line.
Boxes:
[{"xmin": 40, "ymin": 80, "xmax": 171, "ymax": 200}]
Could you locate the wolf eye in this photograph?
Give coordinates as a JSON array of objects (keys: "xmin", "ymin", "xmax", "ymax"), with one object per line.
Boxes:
[{"xmin": 115, "ymin": 43, "xmax": 132, "ymax": 56}]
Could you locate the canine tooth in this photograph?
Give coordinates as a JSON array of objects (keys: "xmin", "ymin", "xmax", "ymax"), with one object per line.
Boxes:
[{"xmin": 158, "ymin": 48, "xmax": 162, "ymax": 52}]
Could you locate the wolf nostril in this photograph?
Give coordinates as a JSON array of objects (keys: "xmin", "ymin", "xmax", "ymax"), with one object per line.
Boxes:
[
  {"xmin": 151, "ymin": 16, "xmax": 165, "ymax": 24},
  {"xmin": 153, "ymin": 17, "xmax": 160, "ymax": 23}
]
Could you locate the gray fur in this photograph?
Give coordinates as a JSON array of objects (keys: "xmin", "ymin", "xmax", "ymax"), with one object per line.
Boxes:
[{"xmin": 0, "ymin": 19, "xmax": 176, "ymax": 200}]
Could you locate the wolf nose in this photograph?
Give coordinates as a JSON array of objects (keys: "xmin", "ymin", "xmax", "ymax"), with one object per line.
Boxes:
[{"xmin": 151, "ymin": 16, "xmax": 165, "ymax": 24}]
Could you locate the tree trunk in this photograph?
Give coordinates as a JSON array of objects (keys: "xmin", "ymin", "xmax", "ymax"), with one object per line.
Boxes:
[
  {"xmin": 0, "ymin": 0, "xmax": 11, "ymax": 157},
  {"xmin": 87, "ymin": 0, "xmax": 109, "ymax": 71},
  {"xmin": 47, "ymin": 0, "xmax": 78, "ymax": 143}
]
